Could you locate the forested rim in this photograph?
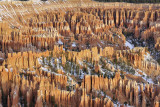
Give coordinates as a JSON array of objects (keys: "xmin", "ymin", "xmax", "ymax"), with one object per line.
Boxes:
[{"xmin": 94, "ymin": 0, "xmax": 160, "ymax": 3}]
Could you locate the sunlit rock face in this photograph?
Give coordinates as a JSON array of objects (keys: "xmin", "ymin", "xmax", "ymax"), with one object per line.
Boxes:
[{"xmin": 0, "ymin": 1, "xmax": 159, "ymax": 107}]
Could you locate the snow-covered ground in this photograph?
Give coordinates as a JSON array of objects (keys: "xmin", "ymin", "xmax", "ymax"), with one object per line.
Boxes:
[
  {"xmin": 144, "ymin": 52, "xmax": 153, "ymax": 61},
  {"xmin": 135, "ymin": 69, "xmax": 154, "ymax": 84},
  {"xmin": 101, "ymin": 57, "xmax": 154, "ymax": 84},
  {"xmin": 144, "ymin": 52, "xmax": 157, "ymax": 64}
]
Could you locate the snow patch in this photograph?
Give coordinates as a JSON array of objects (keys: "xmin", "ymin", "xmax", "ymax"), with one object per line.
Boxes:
[
  {"xmin": 125, "ymin": 41, "xmax": 134, "ymax": 49},
  {"xmin": 58, "ymin": 39, "xmax": 63, "ymax": 45},
  {"xmin": 72, "ymin": 42, "xmax": 76, "ymax": 47}
]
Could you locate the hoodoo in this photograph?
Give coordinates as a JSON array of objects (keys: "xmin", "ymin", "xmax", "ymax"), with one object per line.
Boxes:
[{"xmin": 0, "ymin": 0, "xmax": 159, "ymax": 107}]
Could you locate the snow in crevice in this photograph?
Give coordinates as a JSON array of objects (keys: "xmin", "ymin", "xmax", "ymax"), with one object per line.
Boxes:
[
  {"xmin": 79, "ymin": 69, "xmax": 85, "ymax": 79},
  {"xmin": 60, "ymin": 66, "xmax": 65, "ymax": 73},
  {"xmin": 56, "ymin": 58, "xmax": 60, "ymax": 69},
  {"xmin": 5, "ymin": 68, "xmax": 8, "ymax": 72},
  {"xmin": 87, "ymin": 68, "xmax": 91, "ymax": 75},
  {"xmin": 99, "ymin": 66, "xmax": 105, "ymax": 74},
  {"xmin": 78, "ymin": 60, "xmax": 83, "ymax": 66},
  {"xmin": 98, "ymin": 43, "xmax": 102, "ymax": 48},
  {"xmin": 101, "ymin": 41, "xmax": 105, "ymax": 45}
]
